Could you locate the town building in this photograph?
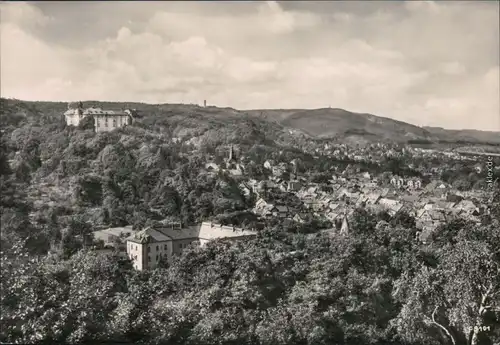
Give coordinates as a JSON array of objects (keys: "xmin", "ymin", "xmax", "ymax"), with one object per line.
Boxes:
[{"xmin": 125, "ymin": 222, "xmax": 257, "ymax": 270}]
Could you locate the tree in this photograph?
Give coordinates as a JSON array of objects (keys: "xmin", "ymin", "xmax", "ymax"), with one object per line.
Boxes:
[
  {"xmin": 75, "ymin": 175, "xmax": 103, "ymax": 206},
  {"xmin": 390, "ymin": 211, "xmax": 416, "ymax": 229},
  {"xmin": 0, "ymin": 248, "xmax": 132, "ymax": 344},
  {"xmin": 77, "ymin": 115, "xmax": 95, "ymax": 131},
  {"xmin": 350, "ymin": 208, "xmax": 377, "ymax": 235},
  {"xmin": 393, "ymin": 237, "xmax": 499, "ymax": 345}
]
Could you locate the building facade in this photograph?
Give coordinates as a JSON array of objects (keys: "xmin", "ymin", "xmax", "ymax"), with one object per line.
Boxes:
[
  {"xmin": 93, "ymin": 108, "xmax": 133, "ymax": 132},
  {"xmin": 125, "ymin": 222, "xmax": 257, "ymax": 270}
]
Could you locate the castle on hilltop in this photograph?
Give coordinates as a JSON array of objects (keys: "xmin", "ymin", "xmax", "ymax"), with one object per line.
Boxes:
[{"xmin": 64, "ymin": 101, "xmax": 136, "ymax": 133}]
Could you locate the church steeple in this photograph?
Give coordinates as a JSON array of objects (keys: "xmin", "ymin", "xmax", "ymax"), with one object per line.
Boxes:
[
  {"xmin": 227, "ymin": 145, "xmax": 238, "ymax": 163},
  {"xmin": 340, "ymin": 215, "xmax": 349, "ymax": 235}
]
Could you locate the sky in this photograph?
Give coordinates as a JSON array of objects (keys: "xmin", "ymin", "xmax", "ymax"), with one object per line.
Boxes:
[{"xmin": 1, "ymin": 1, "xmax": 499, "ymax": 131}]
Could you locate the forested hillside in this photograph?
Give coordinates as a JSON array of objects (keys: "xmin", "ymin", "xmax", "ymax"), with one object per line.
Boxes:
[
  {"xmin": 0, "ymin": 98, "xmax": 326, "ymax": 253},
  {"xmin": 1, "ymin": 98, "xmax": 499, "ymax": 345}
]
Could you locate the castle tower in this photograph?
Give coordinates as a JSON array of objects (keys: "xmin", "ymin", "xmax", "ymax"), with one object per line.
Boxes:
[
  {"xmin": 77, "ymin": 101, "xmax": 83, "ymax": 116},
  {"xmin": 65, "ymin": 101, "xmax": 85, "ymax": 126}
]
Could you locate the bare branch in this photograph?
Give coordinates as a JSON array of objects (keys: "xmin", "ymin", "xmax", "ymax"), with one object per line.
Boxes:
[{"xmin": 431, "ymin": 306, "xmax": 456, "ymax": 345}]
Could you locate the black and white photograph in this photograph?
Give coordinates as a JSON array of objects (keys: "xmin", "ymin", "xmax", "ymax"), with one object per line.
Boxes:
[{"xmin": 0, "ymin": 1, "xmax": 499, "ymax": 344}]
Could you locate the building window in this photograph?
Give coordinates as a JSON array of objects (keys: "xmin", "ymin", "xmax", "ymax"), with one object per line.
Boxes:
[
  {"xmin": 156, "ymin": 255, "xmax": 159, "ymax": 261},
  {"xmin": 164, "ymin": 244, "xmax": 167, "ymax": 250},
  {"xmin": 156, "ymin": 245, "xmax": 159, "ymax": 251},
  {"xmin": 147, "ymin": 246, "xmax": 150, "ymax": 253},
  {"xmin": 148, "ymin": 256, "xmax": 151, "ymax": 262},
  {"xmin": 105, "ymin": 116, "xmax": 108, "ymax": 127},
  {"xmin": 113, "ymin": 118, "xmax": 117, "ymax": 127}
]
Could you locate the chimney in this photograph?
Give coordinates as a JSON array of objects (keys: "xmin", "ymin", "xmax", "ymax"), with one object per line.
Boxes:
[{"xmin": 204, "ymin": 100, "xmax": 207, "ymax": 107}]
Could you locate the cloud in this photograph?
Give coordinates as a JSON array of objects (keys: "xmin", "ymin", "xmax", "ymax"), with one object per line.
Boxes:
[
  {"xmin": 0, "ymin": 2, "xmax": 50, "ymax": 27},
  {"xmin": 0, "ymin": 1, "xmax": 498, "ymax": 130}
]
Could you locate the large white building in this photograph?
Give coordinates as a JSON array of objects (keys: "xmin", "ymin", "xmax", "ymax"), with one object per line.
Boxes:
[
  {"xmin": 125, "ymin": 222, "xmax": 258, "ymax": 270},
  {"xmin": 64, "ymin": 101, "xmax": 135, "ymax": 132}
]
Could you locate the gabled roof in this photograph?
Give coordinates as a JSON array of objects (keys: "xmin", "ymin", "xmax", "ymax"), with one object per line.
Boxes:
[
  {"xmin": 389, "ymin": 203, "xmax": 404, "ymax": 213},
  {"xmin": 376, "ymin": 220, "xmax": 389, "ymax": 231},
  {"xmin": 293, "ymin": 213, "xmax": 310, "ymax": 221},
  {"xmin": 429, "ymin": 211, "xmax": 446, "ymax": 222},
  {"xmin": 159, "ymin": 226, "xmax": 200, "ymax": 240},
  {"xmin": 401, "ymin": 194, "xmax": 419, "ymax": 203},
  {"xmin": 329, "ymin": 203, "xmax": 340, "ymax": 210},
  {"xmin": 255, "ymin": 197, "xmax": 272, "ymax": 207},
  {"xmin": 198, "ymin": 222, "xmax": 257, "ymax": 240},
  {"xmin": 378, "ymin": 197, "xmax": 399, "ymax": 206},
  {"xmin": 126, "ymin": 227, "xmax": 172, "ymax": 244},
  {"xmin": 416, "ymin": 208, "xmax": 427, "ymax": 218},
  {"xmin": 435, "ymin": 201, "xmax": 456, "ymax": 209},
  {"xmin": 380, "ymin": 188, "xmax": 390, "ymax": 197},
  {"xmin": 424, "ymin": 180, "xmax": 445, "ymax": 191},
  {"xmin": 325, "ymin": 212, "xmax": 341, "ymax": 220},
  {"xmin": 239, "ymin": 182, "xmax": 251, "ymax": 190},
  {"xmin": 275, "ymin": 205, "xmax": 289, "ymax": 213},
  {"xmin": 455, "ymin": 199, "xmax": 477, "ymax": 209}
]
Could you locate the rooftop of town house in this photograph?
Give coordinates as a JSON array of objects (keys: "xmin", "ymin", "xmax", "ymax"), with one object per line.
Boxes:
[
  {"xmin": 158, "ymin": 225, "xmax": 200, "ymax": 241},
  {"xmin": 126, "ymin": 227, "xmax": 172, "ymax": 244}
]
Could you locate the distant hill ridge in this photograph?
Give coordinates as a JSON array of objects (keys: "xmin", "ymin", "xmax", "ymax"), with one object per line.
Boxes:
[
  {"xmin": 245, "ymin": 107, "xmax": 500, "ymax": 144},
  {"xmin": 1, "ymin": 98, "xmax": 499, "ymax": 145}
]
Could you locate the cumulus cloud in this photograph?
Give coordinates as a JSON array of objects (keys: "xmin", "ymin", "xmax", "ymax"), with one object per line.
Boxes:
[{"xmin": 0, "ymin": 1, "xmax": 498, "ymax": 130}]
